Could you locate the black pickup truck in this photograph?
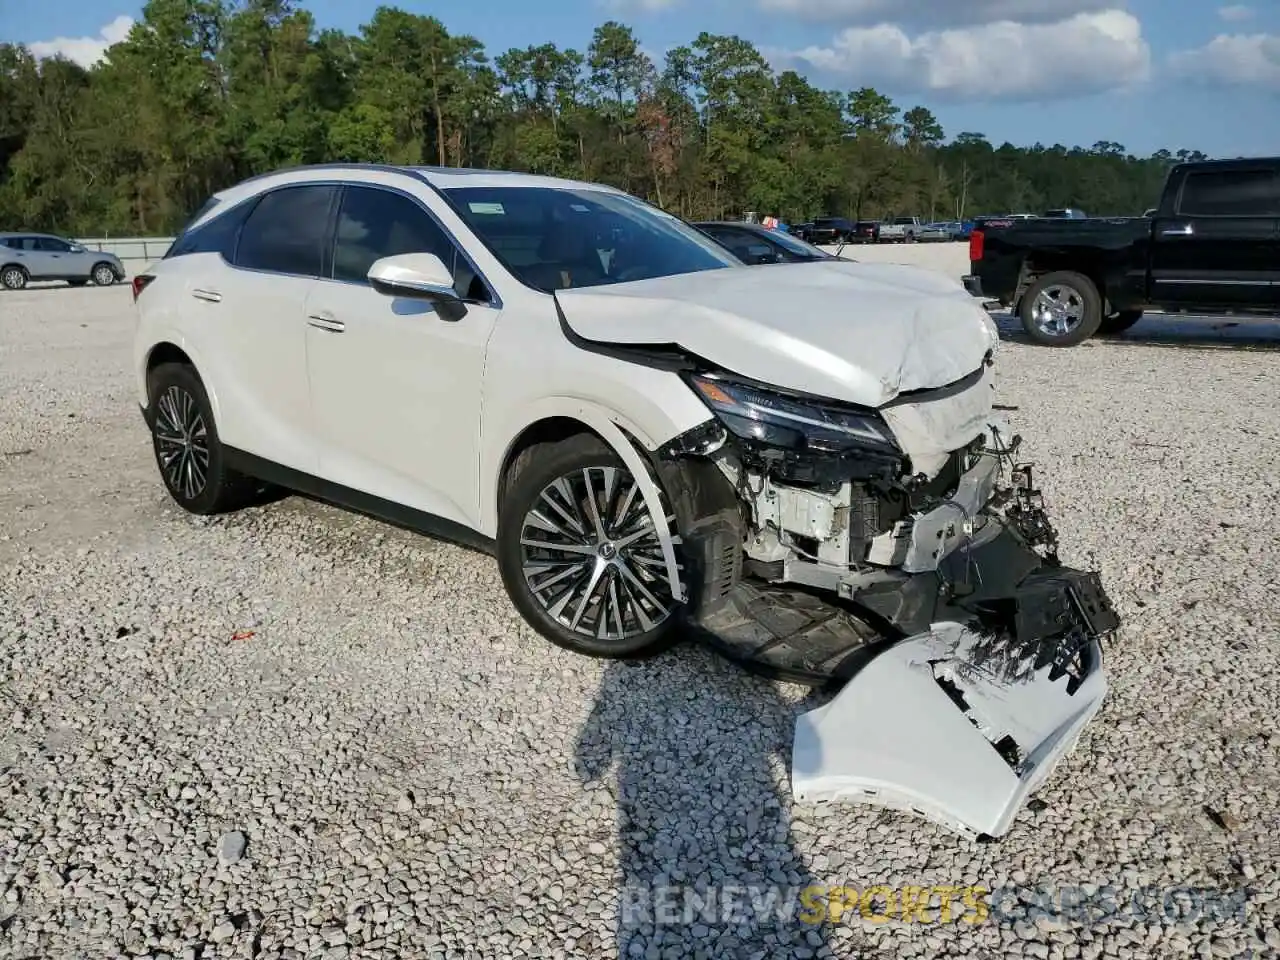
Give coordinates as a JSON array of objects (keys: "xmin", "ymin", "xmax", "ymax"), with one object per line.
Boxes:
[{"xmin": 963, "ymin": 157, "xmax": 1280, "ymax": 345}]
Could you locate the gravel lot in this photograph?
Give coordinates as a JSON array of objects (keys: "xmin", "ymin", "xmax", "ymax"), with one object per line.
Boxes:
[{"xmin": 2, "ymin": 284, "xmax": 1279, "ymax": 960}]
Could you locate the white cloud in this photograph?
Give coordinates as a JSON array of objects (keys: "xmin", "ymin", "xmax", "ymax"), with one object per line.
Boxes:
[
  {"xmin": 1218, "ymin": 5, "xmax": 1254, "ymax": 22},
  {"xmin": 757, "ymin": 0, "xmax": 1118, "ymax": 27},
  {"xmin": 1170, "ymin": 33, "xmax": 1280, "ymax": 90},
  {"xmin": 26, "ymin": 15, "xmax": 135, "ymax": 69},
  {"xmin": 770, "ymin": 10, "xmax": 1150, "ymax": 101}
]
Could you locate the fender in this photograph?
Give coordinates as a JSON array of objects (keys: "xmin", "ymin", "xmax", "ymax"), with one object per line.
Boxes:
[
  {"xmin": 481, "ymin": 396, "xmax": 697, "ymax": 603},
  {"xmin": 137, "ymin": 329, "xmax": 222, "ymax": 428}
]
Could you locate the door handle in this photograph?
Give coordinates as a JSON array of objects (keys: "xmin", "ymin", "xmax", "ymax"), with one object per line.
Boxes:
[
  {"xmin": 1160, "ymin": 224, "xmax": 1194, "ymax": 237},
  {"xmin": 307, "ymin": 314, "xmax": 345, "ymax": 333},
  {"xmin": 191, "ymin": 288, "xmax": 222, "ymax": 302}
]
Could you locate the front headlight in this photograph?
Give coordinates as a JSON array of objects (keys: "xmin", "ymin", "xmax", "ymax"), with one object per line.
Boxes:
[{"xmin": 685, "ymin": 373, "xmax": 900, "ymax": 455}]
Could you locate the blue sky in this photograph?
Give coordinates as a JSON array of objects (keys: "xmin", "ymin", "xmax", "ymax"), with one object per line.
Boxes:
[{"xmin": 4, "ymin": 0, "xmax": 1278, "ymax": 157}]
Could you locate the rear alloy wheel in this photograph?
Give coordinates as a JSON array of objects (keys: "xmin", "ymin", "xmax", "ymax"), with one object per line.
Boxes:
[
  {"xmin": 147, "ymin": 363, "xmax": 254, "ymax": 515},
  {"xmin": 1019, "ymin": 270, "xmax": 1103, "ymax": 347},
  {"xmin": 498, "ymin": 434, "xmax": 684, "ymax": 658},
  {"xmin": 1, "ymin": 265, "xmax": 28, "ymax": 290},
  {"xmin": 92, "ymin": 263, "xmax": 117, "ymax": 286}
]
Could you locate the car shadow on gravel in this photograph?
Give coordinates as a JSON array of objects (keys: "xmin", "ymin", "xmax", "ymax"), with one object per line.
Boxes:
[{"xmin": 574, "ymin": 651, "xmax": 831, "ymax": 959}]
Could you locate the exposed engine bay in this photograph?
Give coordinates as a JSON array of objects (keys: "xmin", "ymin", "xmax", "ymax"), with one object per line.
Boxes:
[{"xmin": 653, "ymin": 356, "xmax": 1121, "ymax": 838}]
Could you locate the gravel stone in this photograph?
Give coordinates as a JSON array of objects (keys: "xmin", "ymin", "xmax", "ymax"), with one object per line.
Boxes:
[{"xmin": 1, "ymin": 287, "xmax": 1278, "ymax": 959}]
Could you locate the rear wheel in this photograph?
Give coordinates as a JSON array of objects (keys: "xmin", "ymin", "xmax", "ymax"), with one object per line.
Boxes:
[
  {"xmin": 1019, "ymin": 270, "xmax": 1103, "ymax": 347},
  {"xmin": 146, "ymin": 363, "xmax": 255, "ymax": 515},
  {"xmin": 497, "ymin": 433, "xmax": 684, "ymax": 658},
  {"xmin": 1, "ymin": 265, "xmax": 28, "ymax": 290},
  {"xmin": 1098, "ymin": 309, "xmax": 1143, "ymax": 336}
]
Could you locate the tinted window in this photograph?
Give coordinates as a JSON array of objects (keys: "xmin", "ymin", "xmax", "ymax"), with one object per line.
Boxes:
[
  {"xmin": 447, "ymin": 186, "xmax": 738, "ymax": 293},
  {"xmin": 1178, "ymin": 169, "xmax": 1280, "ymax": 217},
  {"xmin": 166, "ymin": 198, "xmax": 257, "ymax": 260},
  {"xmin": 234, "ymin": 185, "xmax": 337, "ymax": 276},
  {"xmin": 766, "ymin": 230, "xmax": 832, "ymax": 260},
  {"xmin": 35, "ymin": 236, "xmax": 71, "ymax": 252},
  {"xmin": 332, "ymin": 186, "xmax": 453, "ymax": 285},
  {"xmin": 705, "ymin": 228, "xmax": 776, "ymax": 263}
]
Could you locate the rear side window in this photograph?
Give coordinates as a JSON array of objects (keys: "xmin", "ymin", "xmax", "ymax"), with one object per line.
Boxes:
[
  {"xmin": 1178, "ymin": 169, "xmax": 1280, "ymax": 217},
  {"xmin": 166, "ymin": 199, "xmax": 257, "ymax": 260},
  {"xmin": 234, "ymin": 184, "xmax": 338, "ymax": 277}
]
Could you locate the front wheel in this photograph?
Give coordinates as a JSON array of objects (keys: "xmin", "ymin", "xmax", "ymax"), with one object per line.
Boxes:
[
  {"xmin": 1019, "ymin": 271, "xmax": 1103, "ymax": 347},
  {"xmin": 497, "ymin": 434, "xmax": 684, "ymax": 659},
  {"xmin": 92, "ymin": 263, "xmax": 117, "ymax": 286}
]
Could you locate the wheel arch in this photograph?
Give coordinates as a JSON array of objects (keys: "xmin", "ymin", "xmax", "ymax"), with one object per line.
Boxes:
[
  {"xmin": 483, "ymin": 399, "xmax": 686, "ymax": 602},
  {"xmin": 139, "ymin": 336, "xmax": 222, "ymax": 428}
]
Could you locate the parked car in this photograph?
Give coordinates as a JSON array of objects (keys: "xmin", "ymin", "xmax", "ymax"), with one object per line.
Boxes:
[
  {"xmin": 0, "ymin": 232, "xmax": 126, "ymax": 290},
  {"xmin": 916, "ymin": 222, "xmax": 953, "ymax": 242},
  {"xmin": 791, "ymin": 221, "xmax": 814, "ymax": 241},
  {"xmin": 878, "ymin": 216, "xmax": 924, "ymax": 242},
  {"xmin": 694, "ymin": 221, "xmax": 846, "ymax": 264},
  {"xmin": 850, "ymin": 220, "xmax": 880, "ymax": 243},
  {"xmin": 133, "ymin": 163, "xmax": 1118, "ymax": 836},
  {"xmin": 805, "ymin": 216, "xmax": 856, "ymax": 244},
  {"xmin": 964, "ymin": 156, "xmax": 1280, "ymax": 346}
]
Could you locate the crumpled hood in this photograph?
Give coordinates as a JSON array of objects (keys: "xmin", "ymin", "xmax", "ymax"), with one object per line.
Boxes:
[{"xmin": 556, "ymin": 262, "xmax": 996, "ymax": 408}]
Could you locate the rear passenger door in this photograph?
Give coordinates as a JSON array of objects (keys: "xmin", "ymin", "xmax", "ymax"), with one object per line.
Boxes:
[
  {"xmin": 1149, "ymin": 166, "xmax": 1280, "ymax": 311},
  {"xmin": 194, "ymin": 183, "xmax": 337, "ymax": 473},
  {"xmin": 304, "ymin": 183, "xmax": 501, "ymax": 529}
]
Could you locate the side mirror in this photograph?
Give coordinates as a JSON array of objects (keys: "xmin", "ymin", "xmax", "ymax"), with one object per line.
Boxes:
[{"xmin": 367, "ymin": 252, "xmax": 466, "ymax": 321}]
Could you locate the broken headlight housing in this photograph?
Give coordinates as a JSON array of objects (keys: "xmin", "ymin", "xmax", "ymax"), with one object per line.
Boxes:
[{"xmin": 685, "ymin": 373, "xmax": 901, "ymax": 456}]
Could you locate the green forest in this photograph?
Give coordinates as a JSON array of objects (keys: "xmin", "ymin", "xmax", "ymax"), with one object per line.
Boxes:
[{"xmin": 0, "ymin": 0, "xmax": 1212, "ymax": 237}]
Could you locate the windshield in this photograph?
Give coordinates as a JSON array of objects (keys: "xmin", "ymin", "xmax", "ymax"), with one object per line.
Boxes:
[
  {"xmin": 767, "ymin": 229, "xmax": 835, "ymax": 260},
  {"xmin": 444, "ymin": 186, "xmax": 740, "ymax": 293}
]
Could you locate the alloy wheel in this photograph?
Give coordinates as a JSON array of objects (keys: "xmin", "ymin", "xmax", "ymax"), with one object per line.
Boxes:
[
  {"xmin": 1, "ymin": 267, "xmax": 26, "ymax": 290},
  {"xmin": 518, "ymin": 465, "xmax": 682, "ymax": 642},
  {"xmin": 1030, "ymin": 284, "xmax": 1085, "ymax": 338},
  {"xmin": 153, "ymin": 385, "xmax": 210, "ymax": 500},
  {"xmin": 93, "ymin": 265, "xmax": 116, "ymax": 286}
]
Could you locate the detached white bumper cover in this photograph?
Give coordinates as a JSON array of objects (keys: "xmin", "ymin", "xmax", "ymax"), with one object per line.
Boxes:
[{"xmin": 791, "ymin": 622, "xmax": 1107, "ymax": 838}]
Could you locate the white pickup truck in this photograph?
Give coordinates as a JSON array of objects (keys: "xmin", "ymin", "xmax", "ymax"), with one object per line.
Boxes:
[{"xmin": 878, "ymin": 216, "xmax": 924, "ymax": 242}]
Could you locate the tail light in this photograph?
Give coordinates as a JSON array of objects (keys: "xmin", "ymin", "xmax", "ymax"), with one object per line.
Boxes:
[
  {"xmin": 131, "ymin": 274, "xmax": 155, "ymax": 301},
  {"xmin": 969, "ymin": 229, "xmax": 985, "ymax": 263}
]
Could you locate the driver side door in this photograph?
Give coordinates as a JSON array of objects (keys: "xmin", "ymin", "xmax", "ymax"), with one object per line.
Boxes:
[{"xmin": 304, "ymin": 183, "xmax": 501, "ymax": 531}]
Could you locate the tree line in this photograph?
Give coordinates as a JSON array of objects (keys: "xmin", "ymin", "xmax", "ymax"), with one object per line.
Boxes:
[{"xmin": 0, "ymin": 0, "xmax": 1211, "ymax": 237}]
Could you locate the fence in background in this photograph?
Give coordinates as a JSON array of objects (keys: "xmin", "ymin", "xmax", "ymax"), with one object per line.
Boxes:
[{"xmin": 75, "ymin": 236, "xmax": 175, "ymax": 266}]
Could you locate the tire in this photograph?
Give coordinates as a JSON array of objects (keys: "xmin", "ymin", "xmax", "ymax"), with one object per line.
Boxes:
[
  {"xmin": 1, "ymin": 265, "xmax": 28, "ymax": 290},
  {"xmin": 1098, "ymin": 309, "xmax": 1143, "ymax": 336},
  {"xmin": 146, "ymin": 362, "xmax": 255, "ymax": 515},
  {"xmin": 91, "ymin": 263, "xmax": 117, "ymax": 286},
  {"xmin": 497, "ymin": 433, "xmax": 683, "ymax": 659},
  {"xmin": 1018, "ymin": 270, "xmax": 1103, "ymax": 347}
]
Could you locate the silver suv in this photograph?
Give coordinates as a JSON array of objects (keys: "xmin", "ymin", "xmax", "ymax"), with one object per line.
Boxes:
[{"xmin": 0, "ymin": 232, "xmax": 126, "ymax": 290}]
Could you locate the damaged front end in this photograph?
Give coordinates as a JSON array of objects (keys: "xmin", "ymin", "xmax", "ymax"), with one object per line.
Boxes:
[{"xmin": 655, "ymin": 358, "xmax": 1120, "ymax": 838}]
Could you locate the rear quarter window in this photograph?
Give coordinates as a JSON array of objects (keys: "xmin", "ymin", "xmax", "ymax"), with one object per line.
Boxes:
[{"xmin": 165, "ymin": 198, "xmax": 259, "ymax": 261}]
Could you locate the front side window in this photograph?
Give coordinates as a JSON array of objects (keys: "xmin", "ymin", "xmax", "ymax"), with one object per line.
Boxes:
[
  {"xmin": 234, "ymin": 184, "xmax": 338, "ymax": 277},
  {"xmin": 332, "ymin": 186, "xmax": 451, "ymax": 284},
  {"xmin": 1178, "ymin": 169, "xmax": 1280, "ymax": 217},
  {"xmin": 445, "ymin": 186, "xmax": 739, "ymax": 293},
  {"xmin": 35, "ymin": 236, "xmax": 71, "ymax": 252}
]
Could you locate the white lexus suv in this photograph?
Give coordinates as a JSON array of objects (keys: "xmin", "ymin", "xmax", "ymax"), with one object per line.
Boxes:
[{"xmin": 134, "ymin": 164, "xmax": 1119, "ymax": 837}]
